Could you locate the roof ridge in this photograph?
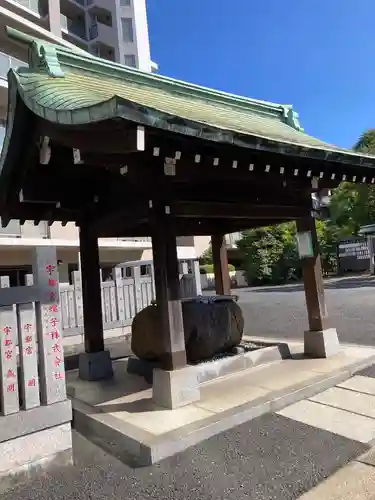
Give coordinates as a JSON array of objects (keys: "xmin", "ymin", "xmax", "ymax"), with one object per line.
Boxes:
[
  {"xmin": 58, "ymin": 49, "xmax": 292, "ymax": 119},
  {"xmin": 6, "ymin": 27, "xmax": 303, "ymax": 128}
]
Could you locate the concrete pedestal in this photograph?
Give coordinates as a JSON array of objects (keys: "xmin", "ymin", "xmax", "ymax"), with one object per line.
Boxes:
[
  {"xmin": 304, "ymin": 328, "xmax": 341, "ymax": 358},
  {"xmin": 152, "ymin": 366, "xmax": 200, "ymax": 409},
  {"xmin": 79, "ymin": 350, "xmax": 113, "ymax": 381},
  {"xmin": 0, "ymin": 400, "xmax": 72, "ymax": 494}
]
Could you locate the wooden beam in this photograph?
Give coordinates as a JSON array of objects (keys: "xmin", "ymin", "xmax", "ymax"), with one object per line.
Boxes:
[
  {"xmin": 147, "ymin": 128, "xmax": 373, "ymax": 182},
  {"xmin": 172, "ymin": 201, "xmax": 307, "ymax": 219},
  {"xmin": 91, "ymin": 202, "xmax": 150, "ymax": 233},
  {"xmin": 39, "ymin": 119, "xmax": 147, "ymax": 154},
  {"xmin": 97, "ymin": 217, "xmax": 293, "ymax": 238},
  {"xmin": 21, "ymin": 162, "xmax": 112, "ymax": 208},
  {"xmin": 0, "ymin": 202, "xmax": 80, "ymax": 224}
]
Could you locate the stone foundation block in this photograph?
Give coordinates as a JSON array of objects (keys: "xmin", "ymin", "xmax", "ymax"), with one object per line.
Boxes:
[
  {"xmin": 79, "ymin": 350, "xmax": 113, "ymax": 381},
  {"xmin": 304, "ymin": 328, "xmax": 341, "ymax": 358},
  {"xmin": 0, "ymin": 422, "xmax": 73, "ymax": 494},
  {"xmin": 152, "ymin": 366, "xmax": 200, "ymax": 409}
]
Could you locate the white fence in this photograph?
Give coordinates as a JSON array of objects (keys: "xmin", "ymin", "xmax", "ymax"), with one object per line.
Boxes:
[
  {"xmin": 0, "ymin": 247, "xmax": 67, "ymax": 416},
  {"xmin": 59, "ymin": 269, "xmax": 198, "ymax": 337}
]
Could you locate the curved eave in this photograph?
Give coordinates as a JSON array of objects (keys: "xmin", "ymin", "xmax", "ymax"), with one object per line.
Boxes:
[
  {"xmin": 0, "ymin": 72, "xmax": 37, "ymax": 204},
  {"xmin": 8, "ymin": 69, "xmax": 375, "ymax": 171}
]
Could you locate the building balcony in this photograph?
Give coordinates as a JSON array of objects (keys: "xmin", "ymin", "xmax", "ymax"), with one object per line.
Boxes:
[
  {"xmin": 4, "ymin": 0, "xmax": 44, "ymax": 19},
  {"xmin": 86, "ymin": 0, "xmax": 112, "ymax": 20},
  {"xmin": 0, "ymin": 219, "xmax": 153, "ymax": 250},
  {"xmin": 89, "ymin": 42, "xmax": 115, "ymax": 61},
  {"xmin": 60, "ymin": 14, "xmax": 87, "ymax": 41},
  {"xmin": 88, "ymin": 20, "xmax": 115, "ymax": 49},
  {"xmin": 59, "ymin": 0, "xmax": 86, "ymax": 18}
]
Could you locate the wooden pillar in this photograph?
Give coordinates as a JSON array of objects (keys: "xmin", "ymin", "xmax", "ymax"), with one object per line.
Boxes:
[
  {"xmin": 296, "ymin": 214, "xmax": 329, "ymax": 332},
  {"xmin": 296, "ymin": 204, "xmax": 340, "ymax": 357},
  {"xmin": 151, "ymin": 203, "xmax": 187, "ymax": 371},
  {"xmin": 79, "ymin": 224, "xmax": 104, "ymax": 354},
  {"xmin": 211, "ymin": 234, "xmax": 231, "ymax": 295}
]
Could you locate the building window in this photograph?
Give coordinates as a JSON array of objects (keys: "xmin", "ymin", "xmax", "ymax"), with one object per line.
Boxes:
[
  {"xmin": 15, "ymin": 0, "xmax": 39, "ymax": 14},
  {"xmin": 121, "ymin": 18, "xmax": 134, "ymax": 43},
  {"xmin": 120, "ymin": 0, "xmax": 131, "ymax": 5},
  {"xmin": 124, "ymin": 54, "xmax": 136, "ymax": 67}
]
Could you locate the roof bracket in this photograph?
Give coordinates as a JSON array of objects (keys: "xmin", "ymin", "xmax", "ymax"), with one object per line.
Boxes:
[
  {"xmin": 283, "ymin": 106, "xmax": 304, "ymax": 132},
  {"xmin": 29, "ymin": 41, "xmax": 65, "ymax": 78}
]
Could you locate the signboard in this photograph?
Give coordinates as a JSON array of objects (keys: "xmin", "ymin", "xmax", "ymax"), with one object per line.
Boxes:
[
  {"xmin": 338, "ymin": 237, "xmax": 370, "ymax": 273},
  {"xmin": 296, "ymin": 231, "xmax": 314, "ymax": 258}
]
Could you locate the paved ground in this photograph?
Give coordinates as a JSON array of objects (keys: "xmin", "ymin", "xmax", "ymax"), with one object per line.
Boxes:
[
  {"xmin": 1, "ymin": 414, "xmax": 367, "ymax": 500},
  {"xmin": 237, "ymin": 275, "xmax": 375, "ymax": 346},
  {"xmin": 43, "ymin": 275, "xmax": 375, "ymax": 499},
  {"xmin": 8, "ymin": 359, "xmax": 375, "ymax": 500}
]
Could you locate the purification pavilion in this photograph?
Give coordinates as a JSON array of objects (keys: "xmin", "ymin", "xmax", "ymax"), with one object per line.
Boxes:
[{"xmin": 1, "ymin": 28, "xmax": 375, "ymax": 407}]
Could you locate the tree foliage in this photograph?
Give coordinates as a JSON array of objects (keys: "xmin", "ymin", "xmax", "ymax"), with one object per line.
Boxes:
[
  {"xmin": 236, "ymin": 129, "xmax": 375, "ymax": 286},
  {"xmin": 237, "ymin": 220, "xmax": 332, "ymax": 285},
  {"xmin": 200, "ymin": 245, "xmax": 212, "ymax": 265}
]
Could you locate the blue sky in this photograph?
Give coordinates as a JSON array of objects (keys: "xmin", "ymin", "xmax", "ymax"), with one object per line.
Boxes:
[{"xmin": 147, "ymin": 0, "xmax": 375, "ymax": 149}]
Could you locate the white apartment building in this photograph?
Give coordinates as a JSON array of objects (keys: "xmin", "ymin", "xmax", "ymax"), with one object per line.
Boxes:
[{"xmin": 0, "ymin": 1, "xmax": 199, "ymax": 285}]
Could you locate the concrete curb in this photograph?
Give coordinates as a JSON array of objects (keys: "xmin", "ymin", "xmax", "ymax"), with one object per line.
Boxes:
[{"xmin": 71, "ymin": 353, "xmax": 375, "ymax": 467}]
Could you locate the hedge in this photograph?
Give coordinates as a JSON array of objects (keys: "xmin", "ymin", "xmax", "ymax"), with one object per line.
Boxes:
[{"xmin": 200, "ymin": 264, "xmax": 235, "ymax": 274}]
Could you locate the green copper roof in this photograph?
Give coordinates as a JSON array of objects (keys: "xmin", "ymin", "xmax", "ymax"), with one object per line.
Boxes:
[{"xmin": 4, "ymin": 28, "xmax": 375, "ymax": 168}]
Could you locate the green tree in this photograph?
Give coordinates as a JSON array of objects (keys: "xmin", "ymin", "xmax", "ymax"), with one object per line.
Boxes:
[
  {"xmin": 199, "ymin": 245, "xmax": 212, "ymax": 265},
  {"xmin": 327, "ymin": 130, "xmax": 375, "ymax": 236},
  {"xmin": 235, "ymin": 129, "xmax": 375, "ymax": 286},
  {"xmin": 237, "ymin": 223, "xmax": 301, "ymax": 285},
  {"xmin": 354, "ymin": 129, "xmax": 375, "ymax": 153}
]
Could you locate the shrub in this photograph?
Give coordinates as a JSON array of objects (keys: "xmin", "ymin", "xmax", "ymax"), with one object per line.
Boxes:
[{"xmin": 200, "ymin": 264, "xmax": 235, "ymax": 274}]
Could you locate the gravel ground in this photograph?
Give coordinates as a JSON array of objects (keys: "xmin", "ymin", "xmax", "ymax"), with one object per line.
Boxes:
[
  {"xmin": 357, "ymin": 363, "xmax": 375, "ymax": 378},
  {"xmin": 1, "ymin": 413, "xmax": 367, "ymax": 500}
]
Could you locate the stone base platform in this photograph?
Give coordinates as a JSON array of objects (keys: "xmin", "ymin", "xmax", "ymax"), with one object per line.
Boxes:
[
  {"xmin": 127, "ymin": 342, "xmax": 291, "ymax": 384},
  {"xmin": 67, "ymin": 342, "xmax": 375, "ymax": 466},
  {"xmin": 0, "ymin": 400, "xmax": 73, "ymax": 494}
]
